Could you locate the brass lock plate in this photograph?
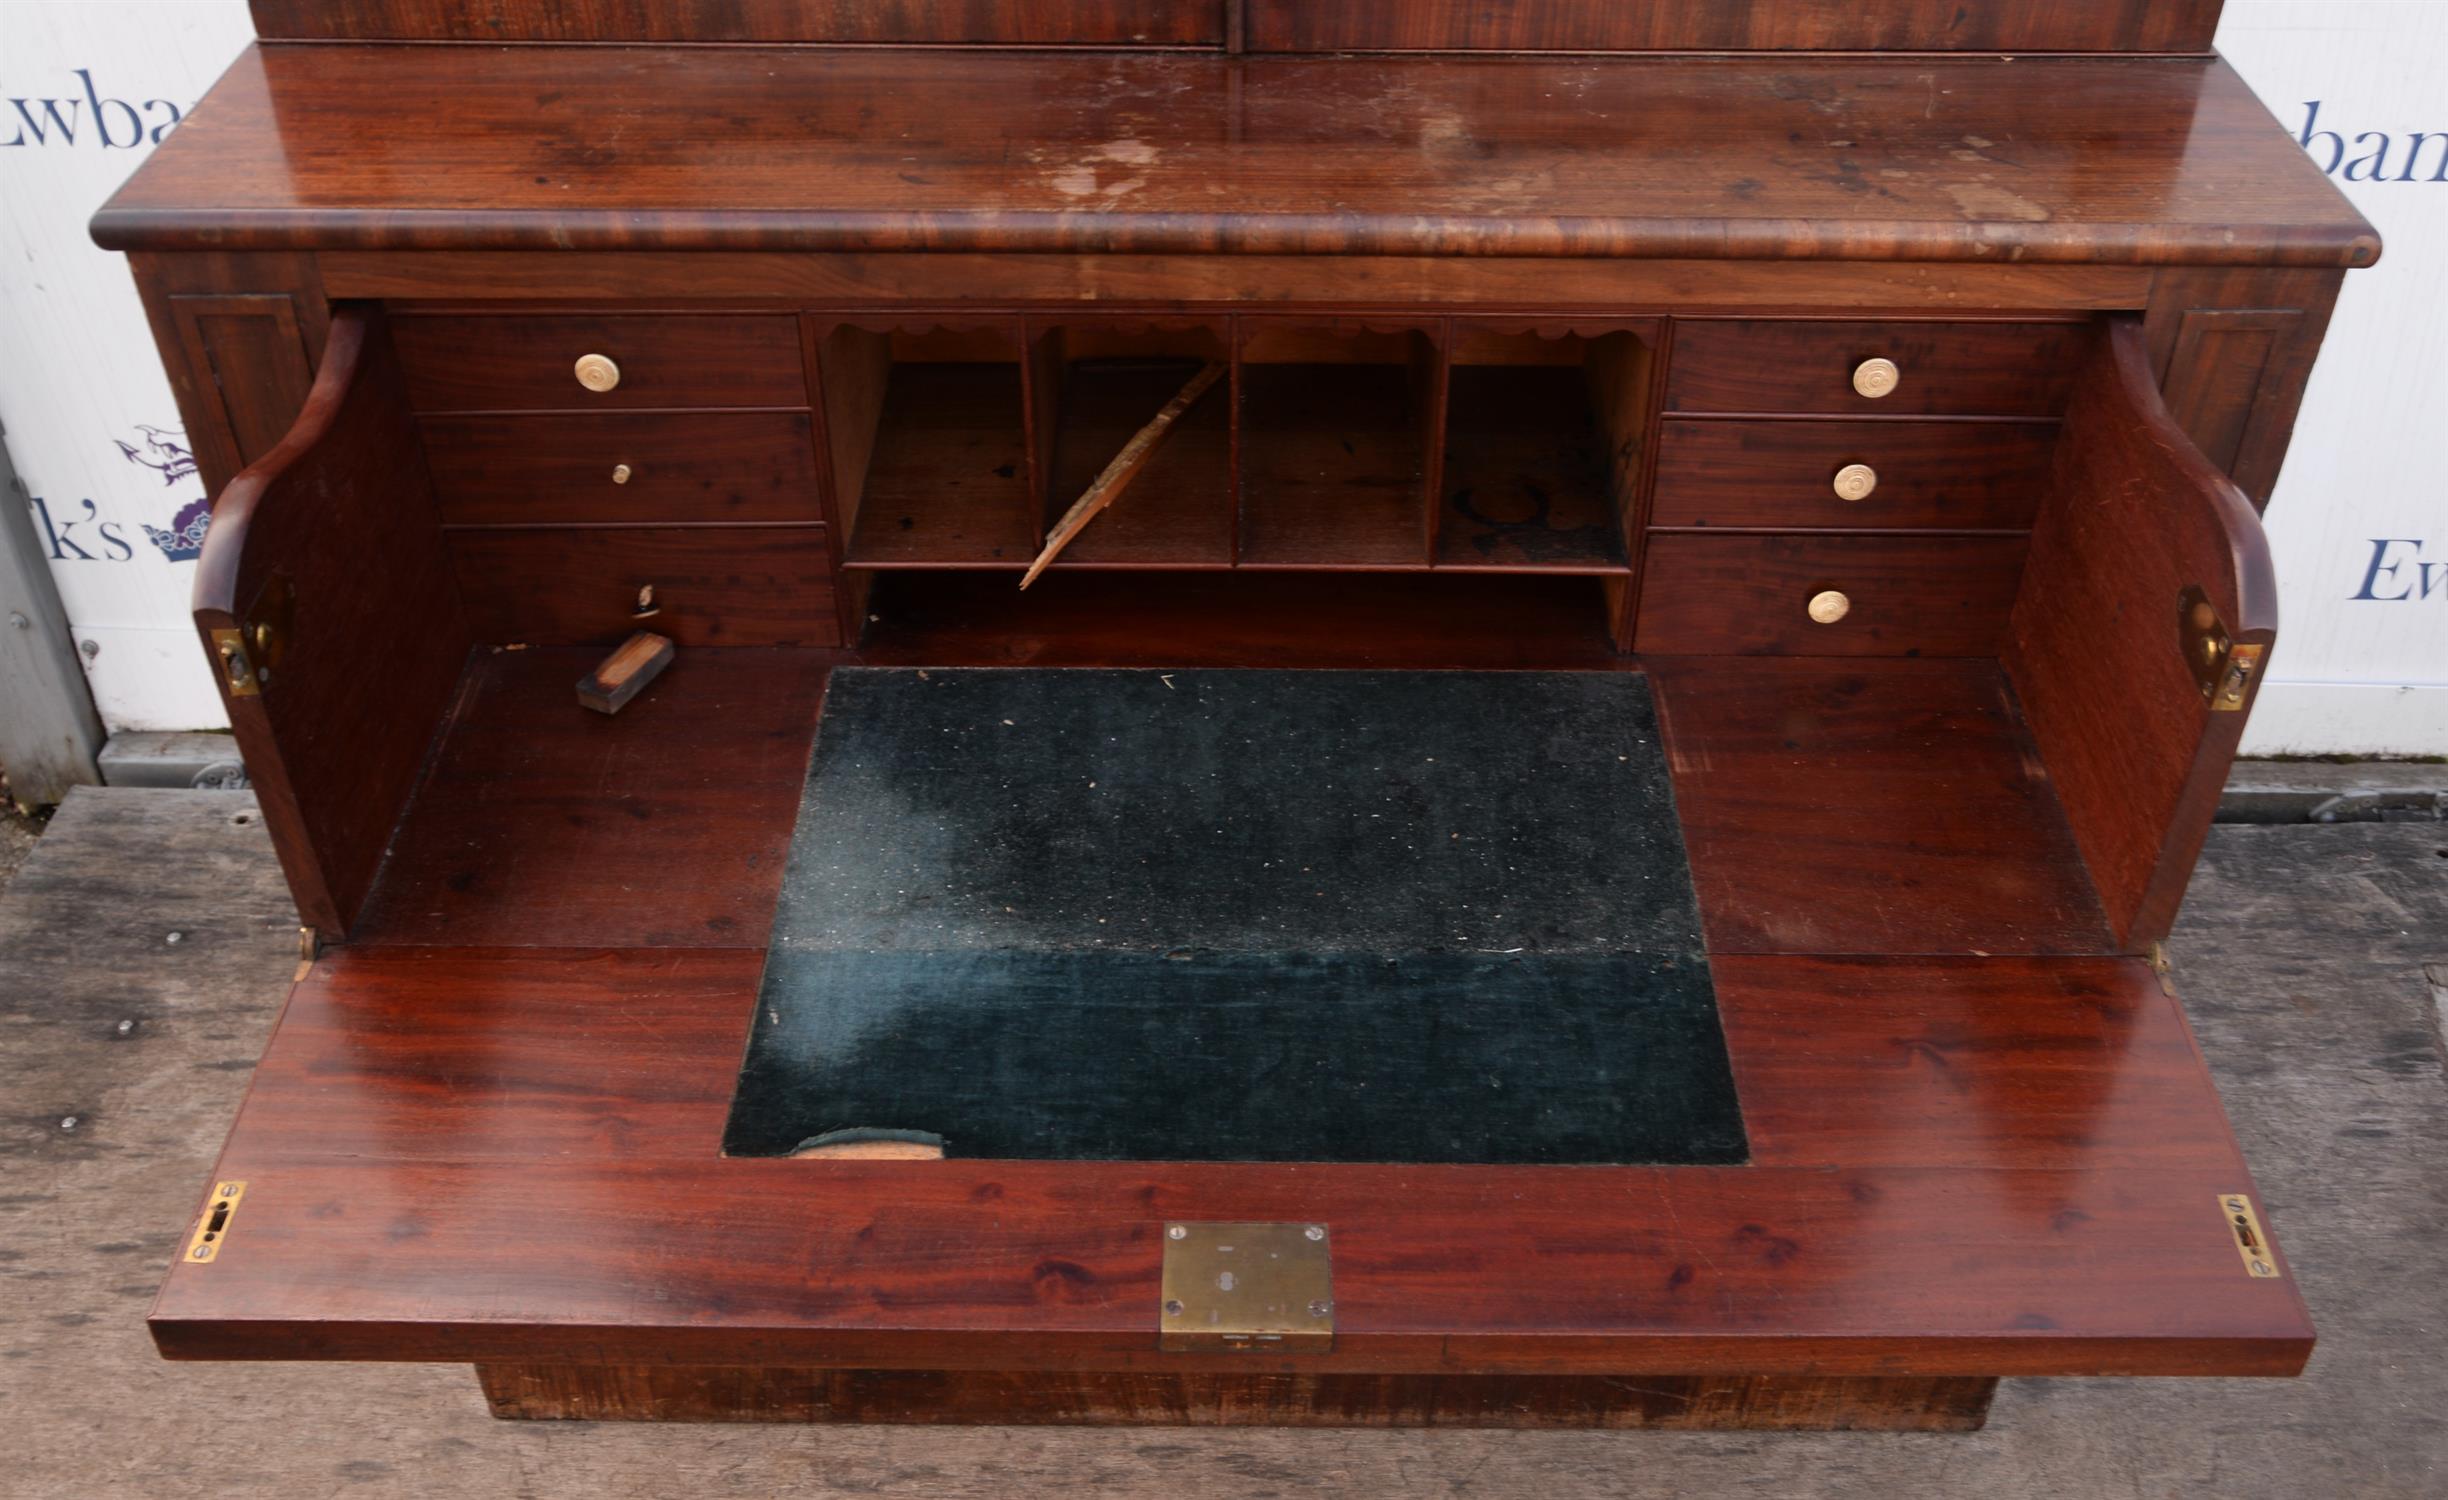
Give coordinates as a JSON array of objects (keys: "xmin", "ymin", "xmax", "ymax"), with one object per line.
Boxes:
[
  {"xmin": 2219, "ymin": 1192, "xmax": 2283, "ymax": 1280},
  {"xmin": 1159, "ymin": 1221, "xmax": 1334, "ymax": 1352},
  {"xmin": 183, "ymin": 1180, "xmax": 247, "ymax": 1264},
  {"xmin": 2179, "ymin": 585, "xmax": 2263, "ymax": 712}
]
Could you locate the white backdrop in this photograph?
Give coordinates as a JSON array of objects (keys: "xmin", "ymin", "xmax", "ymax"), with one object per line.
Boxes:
[
  {"xmin": 2217, "ymin": 2, "xmax": 2447, "ymax": 754},
  {"xmin": 1, "ymin": 0, "xmax": 2440, "ymax": 750}
]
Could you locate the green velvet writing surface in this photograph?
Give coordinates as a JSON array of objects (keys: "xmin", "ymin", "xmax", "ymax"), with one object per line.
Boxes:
[{"xmin": 725, "ymin": 669, "xmax": 1744, "ymax": 1164}]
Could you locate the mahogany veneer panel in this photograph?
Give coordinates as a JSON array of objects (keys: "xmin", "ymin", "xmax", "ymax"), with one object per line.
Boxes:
[
  {"xmin": 1719, "ymin": 957, "xmax": 2234, "ymax": 1169},
  {"xmin": 187, "ymin": 309, "xmax": 471, "ymax": 936},
  {"xmin": 1646, "ymin": 659, "xmax": 2112, "ymax": 956},
  {"xmin": 2008, "ymin": 322, "xmax": 2276, "ymax": 950},
  {"xmin": 1249, "ymin": 1, "xmax": 2224, "ymax": 54},
  {"xmin": 424, "ymin": 412, "xmax": 820, "ymax": 527},
  {"xmin": 447, "ymin": 527, "xmax": 838, "ymax": 647},
  {"xmin": 352, "ymin": 649, "xmax": 828, "ymax": 948},
  {"xmin": 392, "ymin": 314, "xmax": 806, "ymax": 412},
  {"xmin": 230, "ymin": 947, "xmax": 2220, "ymax": 1172},
  {"xmin": 321, "ymin": 252, "xmax": 2160, "ymax": 311},
  {"xmin": 475, "ymin": 1365, "xmax": 1998, "ymax": 1429},
  {"xmin": 253, "ymin": 0, "xmax": 1224, "ymax": 45},
  {"xmin": 93, "ymin": 49, "xmax": 2376, "ymax": 267},
  {"xmin": 1666, "ymin": 322, "xmax": 2086, "ymax": 417},
  {"xmin": 1636, "ymin": 534, "xmax": 2029, "ymax": 656},
  {"xmin": 860, "ymin": 572, "xmax": 1626, "ymax": 670},
  {"xmin": 1651, "ymin": 419, "xmax": 2054, "ymax": 531},
  {"xmin": 154, "ymin": 946, "xmax": 2307, "ymax": 1374}
]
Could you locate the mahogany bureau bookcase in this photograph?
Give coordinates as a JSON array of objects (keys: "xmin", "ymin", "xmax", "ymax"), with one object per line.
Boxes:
[{"xmin": 95, "ymin": 0, "xmax": 2377, "ymax": 1430}]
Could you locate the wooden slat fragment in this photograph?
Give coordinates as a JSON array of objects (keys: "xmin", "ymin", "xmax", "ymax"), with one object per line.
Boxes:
[{"xmin": 1021, "ymin": 361, "xmax": 1226, "ymax": 589}]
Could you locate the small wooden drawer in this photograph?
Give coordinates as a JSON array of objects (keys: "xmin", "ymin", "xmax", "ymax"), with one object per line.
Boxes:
[
  {"xmin": 445, "ymin": 526, "xmax": 838, "ymax": 647},
  {"xmin": 393, "ymin": 314, "xmax": 806, "ymax": 412},
  {"xmin": 1666, "ymin": 321, "xmax": 2086, "ymax": 417},
  {"xmin": 1636, "ymin": 533, "xmax": 2028, "ymax": 655},
  {"xmin": 422, "ymin": 412, "xmax": 820, "ymax": 526},
  {"xmin": 1650, "ymin": 419, "xmax": 2056, "ymax": 531}
]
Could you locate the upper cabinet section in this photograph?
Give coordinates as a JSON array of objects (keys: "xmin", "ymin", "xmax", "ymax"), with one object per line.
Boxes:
[
  {"xmin": 94, "ymin": 47, "xmax": 2374, "ymax": 268},
  {"xmin": 248, "ymin": 1, "xmax": 2218, "ymax": 54},
  {"xmin": 250, "ymin": 0, "xmax": 1227, "ymax": 46},
  {"xmin": 1251, "ymin": 1, "xmax": 2225, "ymax": 53}
]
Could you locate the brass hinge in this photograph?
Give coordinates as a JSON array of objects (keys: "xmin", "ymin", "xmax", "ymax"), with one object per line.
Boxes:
[
  {"xmin": 213, "ymin": 574, "xmax": 296, "ymax": 700},
  {"xmin": 209, "ymin": 628, "xmax": 259, "ymax": 698},
  {"xmin": 183, "ymin": 1180, "xmax": 247, "ymax": 1264},
  {"xmin": 2149, "ymin": 942, "xmax": 2178, "ymax": 997},
  {"xmin": 2219, "ymin": 1192, "xmax": 2284, "ymax": 1280},
  {"xmin": 2179, "ymin": 586, "xmax": 2263, "ymax": 713},
  {"xmin": 1159, "ymin": 1221, "xmax": 1334, "ymax": 1353}
]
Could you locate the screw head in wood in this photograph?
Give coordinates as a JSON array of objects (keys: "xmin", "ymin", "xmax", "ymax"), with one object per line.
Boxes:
[
  {"xmin": 1807, "ymin": 590, "xmax": 1853, "ymax": 625},
  {"xmin": 1832, "ymin": 462, "xmax": 1879, "ymax": 501},
  {"xmin": 573, "ymin": 352, "xmax": 622, "ymax": 393},
  {"xmin": 1851, "ymin": 357, "xmax": 1900, "ymax": 399}
]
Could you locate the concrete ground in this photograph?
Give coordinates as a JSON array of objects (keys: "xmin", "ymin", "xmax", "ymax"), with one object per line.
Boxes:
[{"xmin": 2, "ymin": 788, "xmax": 2442, "ymax": 1499}]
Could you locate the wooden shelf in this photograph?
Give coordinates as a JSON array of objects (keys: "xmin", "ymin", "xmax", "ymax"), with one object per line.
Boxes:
[
  {"xmin": 837, "ymin": 322, "xmax": 1653, "ymax": 581},
  {"xmin": 841, "ymin": 363, "xmax": 1034, "ymax": 567},
  {"xmin": 1438, "ymin": 365, "xmax": 1631, "ymax": 573},
  {"xmin": 1041, "ymin": 356, "xmax": 1234, "ymax": 569},
  {"xmin": 1238, "ymin": 361, "xmax": 1429, "ymax": 568}
]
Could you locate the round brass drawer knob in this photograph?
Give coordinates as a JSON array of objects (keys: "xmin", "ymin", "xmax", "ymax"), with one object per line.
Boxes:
[
  {"xmin": 1807, "ymin": 589, "xmax": 1852, "ymax": 625},
  {"xmin": 1851, "ymin": 357, "xmax": 1900, "ymax": 399},
  {"xmin": 573, "ymin": 353, "xmax": 622, "ymax": 393},
  {"xmin": 610, "ymin": 463, "xmax": 633, "ymax": 485},
  {"xmin": 1832, "ymin": 462, "xmax": 1879, "ymax": 502}
]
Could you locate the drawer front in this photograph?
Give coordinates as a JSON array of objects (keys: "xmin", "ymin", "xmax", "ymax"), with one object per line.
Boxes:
[
  {"xmin": 447, "ymin": 527, "xmax": 838, "ymax": 647},
  {"xmin": 393, "ymin": 314, "xmax": 806, "ymax": 412},
  {"xmin": 424, "ymin": 412, "xmax": 820, "ymax": 526},
  {"xmin": 1666, "ymin": 321, "xmax": 2086, "ymax": 417},
  {"xmin": 1636, "ymin": 534, "xmax": 2028, "ymax": 656},
  {"xmin": 1650, "ymin": 419, "xmax": 2056, "ymax": 531}
]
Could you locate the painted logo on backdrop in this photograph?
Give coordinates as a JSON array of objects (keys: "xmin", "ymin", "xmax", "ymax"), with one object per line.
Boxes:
[
  {"xmin": 2349, "ymin": 540, "xmax": 2448, "ymax": 604},
  {"xmin": 3, "ymin": 68, "xmax": 185, "ymax": 149},
  {"xmin": 2296, "ymin": 101, "xmax": 2448, "ymax": 183},
  {"xmin": 23, "ymin": 425, "xmax": 209, "ymax": 564}
]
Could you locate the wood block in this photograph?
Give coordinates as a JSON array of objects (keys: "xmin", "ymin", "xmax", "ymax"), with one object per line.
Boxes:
[{"xmin": 576, "ymin": 632, "xmax": 675, "ymax": 715}]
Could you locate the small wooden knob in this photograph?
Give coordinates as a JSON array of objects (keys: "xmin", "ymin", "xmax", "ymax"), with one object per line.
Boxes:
[
  {"xmin": 610, "ymin": 463, "xmax": 633, "ymax": 485},
  {"xmin": 574, "ymin": 353, "xmax": 622, "ymax": 393},
  {"xmin": 1807, "ymin": 589, "xmax": 1852, "ymax": 625},
  {"xmin": 1851, "ymin": 358, "xmax": 1900, "ymax": 399},
  {"xmin": 1831, "ymin": 463, "xmax": 1878, "ymax": 502}
]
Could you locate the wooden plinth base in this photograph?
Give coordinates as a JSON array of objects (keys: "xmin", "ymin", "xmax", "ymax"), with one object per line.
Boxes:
[{"xmin": 474, "ymin": 1366, "xmax": 1999, "ymax": 1431}]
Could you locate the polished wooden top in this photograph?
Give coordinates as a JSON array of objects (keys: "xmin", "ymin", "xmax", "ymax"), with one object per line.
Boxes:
[{"xmin": 95, "ymin": 46, "xmax": 2374, "ymax": 266}]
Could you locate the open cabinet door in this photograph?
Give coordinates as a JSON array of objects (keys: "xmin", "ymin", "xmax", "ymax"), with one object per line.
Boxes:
[
  {"xmin": 191, "ymin": 309, "xmax": 472, "ymax": 936},
  {"xmin": 2007, "ymin": 318, "xmax": 2279, "ymax": 953}
]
